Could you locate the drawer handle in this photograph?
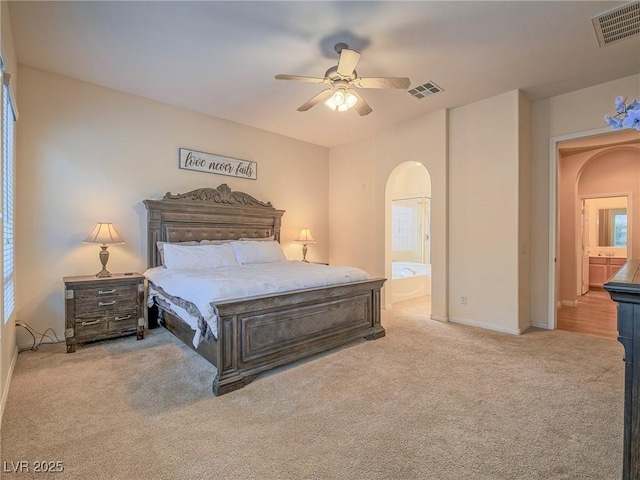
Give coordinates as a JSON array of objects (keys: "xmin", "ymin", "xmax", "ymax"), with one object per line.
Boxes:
[
  {"xmin": 98, "ymin": 289, "xmax": 116, "ymax": 295},
  {"xmin": 114, "ymin": 315, "xmax": 132, "ymax": 321},
  {"xmin": 81, "ymin": 319, "xmax": 101, "ymax": 326},
  {"xmin": 98, "ymin": 301, "xmax": 116, "ymax": 306}
]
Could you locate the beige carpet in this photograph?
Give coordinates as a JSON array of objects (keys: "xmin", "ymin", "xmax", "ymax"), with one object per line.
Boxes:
[{"xmin": 0, "ymin": 298, "xmax": 624, "ymax": 479}]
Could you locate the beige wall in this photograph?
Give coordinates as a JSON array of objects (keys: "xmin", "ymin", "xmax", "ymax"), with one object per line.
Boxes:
[
  {"xmin": 378, "ymin": 111, "xmax": 449, "ymax": 319},
  {"xmin": 389, "ymin": 162, "xmax": 431, "ymax": 199},
  {"xmin": 530, "ymin": 73, "xmax": 640, "ymax": 325},
  {"xmin": 330, "ymin": 91, "xmax": 533, "ymax": 334},
  {"xmin": 0, "ymin": 0, "xmax": 17, "ymax": 423},
  {"xmin": 15, "ymin": 66, "xmax": 330, "ymax": 347},
  {"xmin": 329, "ymin": 109, "xmax": 448, "ymax": 319},
  {"xmin": 328, "ymin": 136, "xmax": 376, "ymax": 274},
  {"xmin": 518, "ymin": 91, "xmax": 532, "ymax": 333},
  {"xmin": 449, "ymin": 90, "xmax": 528, "ymax": 333}
]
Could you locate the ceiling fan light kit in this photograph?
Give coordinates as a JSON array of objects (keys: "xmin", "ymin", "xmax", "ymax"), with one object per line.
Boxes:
[
  {"xmin": 275, "ymin": 43, "xmax": 410, "ymax": 116},
  {"xmin": 325, "ymin": 86, "xmax": 358, "ymax": 112}
]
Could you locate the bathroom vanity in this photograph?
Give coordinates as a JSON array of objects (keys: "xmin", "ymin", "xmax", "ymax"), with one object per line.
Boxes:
[{"xmin": 589, "ymin": 256, "xmax": 626, "ymax": 288}]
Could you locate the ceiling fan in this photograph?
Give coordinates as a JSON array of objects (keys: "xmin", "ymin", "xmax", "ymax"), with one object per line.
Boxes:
[{"xmin": 275, "ymin": 43, "xmax": 411, "ymax": 116}]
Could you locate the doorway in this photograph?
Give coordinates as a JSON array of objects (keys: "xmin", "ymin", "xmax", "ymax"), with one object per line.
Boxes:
[
  {"xmin": 385, "ymin": 162, "xmax": 432, "ymax": 314},
  {"xmin": 552, "ymin": 128, "xmax": 640, "ymax": 337}
]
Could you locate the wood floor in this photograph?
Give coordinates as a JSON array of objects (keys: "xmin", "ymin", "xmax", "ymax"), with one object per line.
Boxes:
[
  {"xmin": 395, "ymin": 294, "xmax": 617, "ymax": 340},
  {"xmin": 557, "ymin": 288, "xmax": 618, "ymax": 340}
]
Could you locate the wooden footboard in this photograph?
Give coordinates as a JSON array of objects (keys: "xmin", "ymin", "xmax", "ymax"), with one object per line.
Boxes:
[{"xmin": 154, "ymin": 278, "xmax": 385, "ymax": 395}]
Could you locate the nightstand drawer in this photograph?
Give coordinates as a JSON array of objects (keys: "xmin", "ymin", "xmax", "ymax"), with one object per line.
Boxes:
[
  {"xmin": 75, "ymin": 310, "xmax": 138, "ymax": 341},
  {"xmin": 108, "ymin": 311, "xmax": 138, "ymax": 333},
  {"xmin": 75, "ymin": 284, "xmax": 139, "ymax": 300},
  {"xmin": 74, "ymin": 314, "xmax": 107, "ymax": 340},
  {"xmin": 75, "ymin": 295, "xmax": 137, "ymax": 314}
]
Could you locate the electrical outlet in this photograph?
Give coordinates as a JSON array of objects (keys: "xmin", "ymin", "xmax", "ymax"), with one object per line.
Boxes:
[{"xmin": 460, "ymin": 296, "xmax": 468, "ymax": 305}]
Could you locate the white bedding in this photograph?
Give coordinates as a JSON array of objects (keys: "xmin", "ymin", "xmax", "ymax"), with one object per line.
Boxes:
[{"xmin": 144, "ymin": 261, "xmax": 371, "ymax": 346}]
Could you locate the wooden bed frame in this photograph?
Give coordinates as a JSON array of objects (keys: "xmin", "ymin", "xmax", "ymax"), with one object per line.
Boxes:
[{"xmin": 144, "ymin": 184, "xmax": 385, "ymax": 395}]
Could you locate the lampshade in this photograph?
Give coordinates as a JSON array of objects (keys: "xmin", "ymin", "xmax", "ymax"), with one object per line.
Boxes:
[
  {"xmin": 83, "ymin": 222, "xmax": 124, "ymax": 245},
  {"xmin": 295, "ymin": 228, "xmax": 316, "ymax": 244},
  {"xmin": 325, "ymin": 87, "xmax": 358, "ymax": 112}
]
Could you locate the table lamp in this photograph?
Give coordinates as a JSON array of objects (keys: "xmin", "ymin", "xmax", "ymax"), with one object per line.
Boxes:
[
  {"xmin": 295, "ymin": 228, "xmax": 316, "ymax": 262},
  {"xmin": 83, "ymin": 222, "xmax": 124, "ymax": 277}
]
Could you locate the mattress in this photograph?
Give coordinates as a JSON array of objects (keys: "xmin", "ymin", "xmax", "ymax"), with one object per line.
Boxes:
[{"xmin": 145, "ymin": 261, "xmax": 371, "ymax": 347}]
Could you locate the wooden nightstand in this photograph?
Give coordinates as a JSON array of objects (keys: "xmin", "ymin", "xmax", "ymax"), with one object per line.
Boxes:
[{"xmin": 63, "ymin": 273, "xmax": 145, "ymax": 353}]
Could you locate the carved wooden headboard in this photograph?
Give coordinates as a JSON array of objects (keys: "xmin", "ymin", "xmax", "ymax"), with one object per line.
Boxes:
[{"xmin": 143, "ymin": 184, "xmax": 285, "ymax": 268}]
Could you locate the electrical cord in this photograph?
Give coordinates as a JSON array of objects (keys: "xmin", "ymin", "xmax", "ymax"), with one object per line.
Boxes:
[{"xmin": 15, "ymin": 322, "xmax": 64, "ymax": 352}]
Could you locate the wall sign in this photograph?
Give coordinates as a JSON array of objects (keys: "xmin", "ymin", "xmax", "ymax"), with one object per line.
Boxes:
[{"xmin": 178, "ymin": 148, "xmax": 257, "ymax": 180}]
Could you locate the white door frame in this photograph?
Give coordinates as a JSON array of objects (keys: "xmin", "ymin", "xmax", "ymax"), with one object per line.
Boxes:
[
  {"xmin": 579, "ymin": 198, "xmax": 589, "ymax": 296},
  {"xmin": 547, "ymin": 126, "xmax": 613, "ymax": 330}
]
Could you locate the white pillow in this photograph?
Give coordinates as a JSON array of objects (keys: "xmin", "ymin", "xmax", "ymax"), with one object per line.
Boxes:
[
  {"xmin": 231, "ymin": 240, "xmax": 287, "ymax": 265},
  {"xmin": 157, "ymin": 241, "xmax": 199, "ymax": 265},
  {"xmin": 163, "ymin": 243, "xmax": 239, "ymax": 270}
]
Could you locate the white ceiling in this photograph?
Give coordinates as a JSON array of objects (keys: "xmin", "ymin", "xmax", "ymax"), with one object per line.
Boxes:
[{"xmin": 8, "ymin": 1, "xmax": 640, "ymax": 148}]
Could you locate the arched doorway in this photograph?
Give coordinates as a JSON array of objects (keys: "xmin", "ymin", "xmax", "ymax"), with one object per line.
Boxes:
[{"xmin": 385, "ymin": 162, "xmax": 432, "ymax": 313}]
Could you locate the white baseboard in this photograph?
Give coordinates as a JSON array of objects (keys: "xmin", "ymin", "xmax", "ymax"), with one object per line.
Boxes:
[
  {"xmin": 430, "ymin": 315, "xmax": 449, "ymax": 322},
  {"xmin": 530, "ymin": 322, "xmax": 551, "ymax": 330},
  {"xmin": 449, "ymin": 316, "xmax": 525, "ymax": 335},
  {"xmin": 561, "ymin": 300, "xmax": 578, "ymax": 307},
  {"xmin": 0, "ymin": 344, "xmax": 18, "ymax": 429}
]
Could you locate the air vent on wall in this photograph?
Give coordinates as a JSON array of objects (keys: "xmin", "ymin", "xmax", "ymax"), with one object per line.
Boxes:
[
  {"xmin": 592, "ymin": 1, "xmax": 640, "ymax": 47},
  {"xmin": 408, "ymin": 81, "xmax": 443, "ymax": 99}
]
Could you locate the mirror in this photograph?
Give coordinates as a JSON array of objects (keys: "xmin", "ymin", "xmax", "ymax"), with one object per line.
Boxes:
[
  {"xmin": 598, "ymin": 208, "xmax": 627, "ymax": 246},
  {"xmin": 584, "ymin": 196, "xmax": 628, "ymax": 249}
]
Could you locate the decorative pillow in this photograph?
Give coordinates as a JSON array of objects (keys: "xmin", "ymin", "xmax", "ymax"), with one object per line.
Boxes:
[
  {"xmin": 163, "ymin": 243, "xmax": 239, "ymax": 270},
  {"xmin": 157, "ymin": 241, "xmax": 199, "ymax": 265},
  {"xmin": 230, "ymin": 240, "xmax": 287, "ymax": 265},
  {"xmin": 239, "ymin": 236, "xmax": 275, "ymax": 242}
]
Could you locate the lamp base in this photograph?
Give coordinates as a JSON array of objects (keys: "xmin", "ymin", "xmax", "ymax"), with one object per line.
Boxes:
[
  {"xmin": 96, "ymin": 244, "xmax": 112, "ymax": 278},
  {"xmin": 96, "ymin": 268, "xmax": 112, "ymax": 278}
]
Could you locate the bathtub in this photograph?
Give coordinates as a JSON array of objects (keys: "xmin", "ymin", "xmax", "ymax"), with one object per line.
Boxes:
[
  {"xmin": 392, "ymin": 261, "xmax": 431, "ymax": 279},
  {"xmin": 390, "ymin": 262, "xmax": 431, "ymax": 304}
]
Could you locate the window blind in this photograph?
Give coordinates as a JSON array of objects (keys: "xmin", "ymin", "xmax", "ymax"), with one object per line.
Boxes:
[{"xmin": 2, "ymin": 72, "xmax": 16, "ymax": 324}]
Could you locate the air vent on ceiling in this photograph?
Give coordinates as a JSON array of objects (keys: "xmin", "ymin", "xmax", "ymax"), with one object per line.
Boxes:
[
  {"xmin": 592, "ymin": 1, "xmax": 640, "ymax": 47},
  {"xmin": 408, "ymin": 81, "xmax": 443, "ymax": 99}
]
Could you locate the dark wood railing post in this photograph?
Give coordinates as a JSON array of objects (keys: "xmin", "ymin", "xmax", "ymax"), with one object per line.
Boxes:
[{"xmin": 604, "ymin": 259, "xmax": 640, "ymax": 480}]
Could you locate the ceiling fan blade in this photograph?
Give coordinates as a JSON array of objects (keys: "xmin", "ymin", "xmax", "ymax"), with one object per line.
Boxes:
[
  {"xmin": 353, "ymin": 77, "xmax": 411, "ymax": 89},
  {"xmin": 275, "ymin": 74, "xmax": 327, "ymax": 84},
  {"xmin": 350, "ymin": 90, "xmax": 373, "ymax": 116},
  {"xmin": 337, "ymin": 48, "xmax": 361, "ymax": 77},
  {"xmin": 297, "ymin": 88, "xmax": 334, "ymax": 112}
]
